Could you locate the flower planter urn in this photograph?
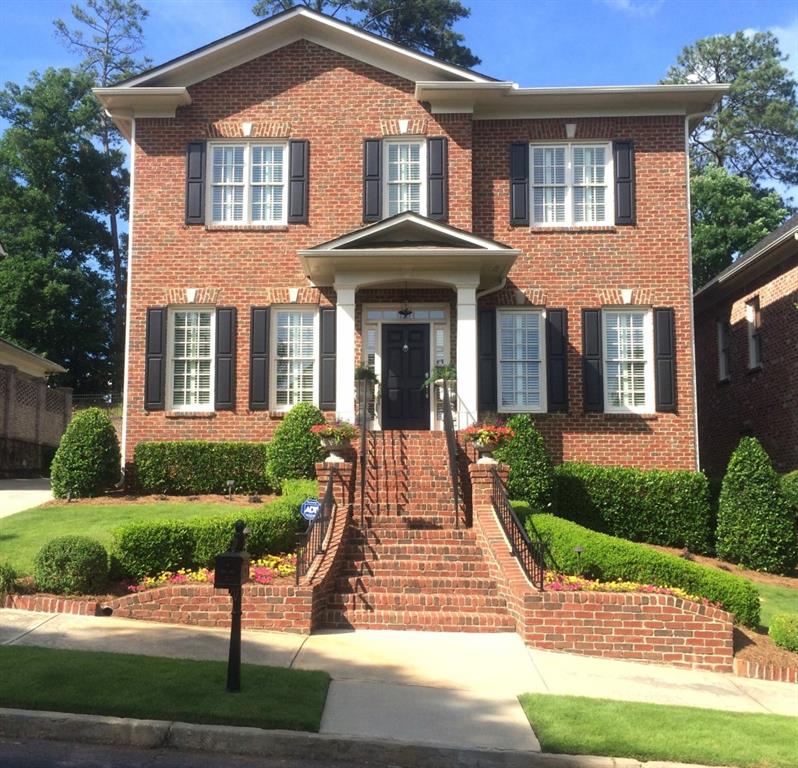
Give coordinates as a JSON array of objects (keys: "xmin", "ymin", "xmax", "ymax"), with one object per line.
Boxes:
[
  {"xmin": 474, "ymin": 440, "xmax": 499, "ymax": 464},
  {"xmin": 320, "ymin": 436, "xmax": 348, "ymax": 463}
]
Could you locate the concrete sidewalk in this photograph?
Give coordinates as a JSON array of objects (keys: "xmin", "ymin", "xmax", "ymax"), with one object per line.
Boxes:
[
  {"xmin": 1, "ymin": 610, "xmax": 796, "ymax": 755},
  {"xmin": 0, "ymin": 478, "xmax": 52, "ymax": 518}
]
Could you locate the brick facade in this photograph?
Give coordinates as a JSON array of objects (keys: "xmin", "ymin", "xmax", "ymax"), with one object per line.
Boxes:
[
  {"xmin": 695, "ymin": 252, "xmax": 798, "ymax": 476},
  {"xmin": 124, "ymin": 37, "xmax": 698, "ymax": 470}
]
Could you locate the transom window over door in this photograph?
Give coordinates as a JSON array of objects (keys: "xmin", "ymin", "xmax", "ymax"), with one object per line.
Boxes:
[
  {"xmin": 384, "ymin": 140, "xmax": 426, "ymax": 217},
  {"xmin": 497, "ymin": 309, "xmax": 545, "ymax": 412},
  {"xmin": 209, "ymin": 142, "xmax": 287, "ymax": 225},
  {"xmin": 273, "ymin": 309, "xmax": 316, "ymax": 409},
  {"xmin": 169, "ymin": 309, "xmax": 214, "ymax": 411},
  {"xmin": 603, "ymin": 309, "xmax": 653, "ymax": 413},
  {"xmin": 531, "ymin": 143, "xmax": 612, "ymax": 226}
]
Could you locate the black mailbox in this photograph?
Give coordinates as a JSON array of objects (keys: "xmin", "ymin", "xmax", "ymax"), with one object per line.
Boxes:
[{"xmin": 214, "ymin": 551, "xmax": 250, "ymax": 589}]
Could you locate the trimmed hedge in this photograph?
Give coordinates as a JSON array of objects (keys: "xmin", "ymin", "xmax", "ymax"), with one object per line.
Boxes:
[
  {"xmin": 51, "ymin": 408, "xmax": 120, "ymax": 498},
  {"xmin": 554, "ymin": 462, "xmax": 712, "ymax": 553},
  {"xmin": 716, "ymin": 437, "xmax": 797, "ymax": 574},
  {"xmin": 33, "ymin": 536, "xmax": 108, "ymax": 595},
  {"xmin": 782, "ymin": 470, "xmax": 798, "ymax": 517},
  {"xmin": 0, "ymin": 562, "xmax": 17, "ymax": 598},
  {"xmin": 111, "ymin": 479, "xmax": 316, "ymax": 580},
  {"xmin": 517, "ymin": 508, "xmax": 760, "ymax": 628},
  {"xmin": 134, "ymin": 441, "xmax": 270, "ymax": 495},
  {"xmin": 265, "ymin": 403, "xmax": 325, "ymax": 489},
  {"xmin": 769, "ymin": 614, "xmax": 798, "ymax": 653}
]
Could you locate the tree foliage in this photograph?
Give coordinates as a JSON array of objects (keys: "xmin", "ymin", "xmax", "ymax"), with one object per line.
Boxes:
[
  {"xmin": 664, "ymin": 31, "xmax": 798, "ymax": 186},
  {"xmin": 691, "ymin": 166, "xmax": 789, "ymax": 289},
  {"xmin": 252, "ymin": 0, "xmax": 480, "ymax": 68}
]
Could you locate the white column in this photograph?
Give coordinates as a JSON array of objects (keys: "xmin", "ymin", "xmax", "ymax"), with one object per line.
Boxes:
[
  {"xmin": 334, "ymin": 285, "xmax": 356, "ymax": 423},
  {"xmin": 456, "ymin": 283, "xmax": 479, "ymax": 427}
]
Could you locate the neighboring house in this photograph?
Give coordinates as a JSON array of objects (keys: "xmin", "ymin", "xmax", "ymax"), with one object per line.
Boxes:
[
  {"xmin": 94, "ymin": 7, "xmax": 726, "ymax": 473},
  {"xmin": 694, "ymin": 214, "xmax": 798, "ymax": 477},
  {"xmin": 0, "ymin": 338, "xmax": 72, "ymax": 477}
]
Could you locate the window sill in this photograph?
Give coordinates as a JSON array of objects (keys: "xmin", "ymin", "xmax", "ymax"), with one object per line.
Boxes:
[
  {"xmin": 164, "ymin": 410, "xmax": 217, "ymax": 419},
  {"xmin": 747, "ymin": 365, "xmax": 763, "ymax": 376},
  {"xmin": 205, "ymin": 224, "xmax": 289, "ymax": 232},
  {"xmin": 597, "ymin": 411, "xmax": 659, "ymax": 420},
  {"xmin": 525, "ymin": 225, "xmax": 619, "ymax": 234}
]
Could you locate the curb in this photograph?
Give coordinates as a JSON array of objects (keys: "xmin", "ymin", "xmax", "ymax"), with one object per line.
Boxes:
[{"xmin": 0, "ymin": 708, "xmax": 730, "ymax": 768}]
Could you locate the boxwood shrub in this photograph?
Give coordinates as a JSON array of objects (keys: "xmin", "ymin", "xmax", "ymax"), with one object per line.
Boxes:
[
  {"xmin": 781, "ymin": 470, "xmax": 798, "ymax": 518},
  {"xmin": 265, "ymin": 403, "xmax": 325, "ymax": 489},
  {"xmin": 554, "ymin": 462, "xmax": 712, "ymax": 553},
  {"xmin": 769, "ymin": 614, "xmax": 798, "ymax": 653},
  {"xmin": 34, "ymin": 536, "xmax": 109, "ymax": 595},
  {"xmin": 111, "ymin": 479, "xmax": 316, "ymax": 580},
  {"xmin": 517, "ymin": 507, "xmax": 760, "ymax": 628},
  {"xmin": 134, "ymin": 441, "xmax": 270, "ymax": 495}
]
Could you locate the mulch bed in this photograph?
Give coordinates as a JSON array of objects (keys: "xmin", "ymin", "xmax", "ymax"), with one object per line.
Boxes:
[
  {"xmin": 734, "ymin": 626, "xmax": 798, "ymax": 672},
  {"xmin": 41, "ymin": 491, "xmax": 278, "ymax": 508}
]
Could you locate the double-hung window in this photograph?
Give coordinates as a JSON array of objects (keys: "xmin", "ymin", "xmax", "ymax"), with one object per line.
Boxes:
[
  {"xmin": 602, "ymin": 309, "xmax": 654, "ymax": 413},
  {"xmin": 384, "ymin": 139, "xmax": 426, "ymax": 217},
  {"xmin": 168, "ymin": 308, "xmax": 215, "ymax": 411},
  {"xmin": 272, "ymin": 308, "xmax": 317, "ymax": 410},
  {"xmin": 209, "ymin": 142, "xmax": 287, "ymax": 225},
  {"xmin": 532, "ymin": 143, "xmax": 612, "ymax": 226},
  {"xmin": 717, "ymin": 320, "xmax": 731, "ymax": 381},
  {"xmin": 497, "ymin": 309, "xmax": 546, "ymax": 412},
  {"xmin": 746, "ymin": 297, "xmax": 762, "ymax": 369}
]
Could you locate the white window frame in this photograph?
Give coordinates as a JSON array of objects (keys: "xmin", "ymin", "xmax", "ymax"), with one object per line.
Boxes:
[
  {"xmin": 530, "ymin": 142, "xmax": 614, "ymax": 227},
  {"xmin": 270, "ymin": 306, "xmax": 319, "ymax": 412},
  {"xmin": 602, "ymin": 307, "xmax": 655, "ymax": 415},
  {"xmin": 383, "ymin": 138, "xmax": 427, "ymax": 218},
  {"xmin": 496, "ymin": 308, "xmax": 547, "ymax": 414},
  {"xmin": 207, "ymin": 141, "xmax": 288, "ymax": 226},
  {"xmin": 166, "ymin": 306, "xmax": 216, "ymax": 412},
  {"xmin": 717, "ymin": 320, "xmax": 731, "ymax": 382},
  {"xmin": 746, "ymin": 297, "xmax": 762, "ymax": 370}
]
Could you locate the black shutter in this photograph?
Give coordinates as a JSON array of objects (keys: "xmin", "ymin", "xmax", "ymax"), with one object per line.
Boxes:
[
  {"xmin": 144, "ymin": 307, "xmax": 167, "ymax": 411},
  {"xmin": 613, "ymin": 140, "xmax": 636, "ymax": 226},
  {"xmin": 510, "ymin": 143, "xmax": 529, "ymax": 226},
  {"xmin": 185, "ymin": 141, "xmax": 206, "ymax": 225},
  {"xmin": 319, "ymin": 307, "xmax": 336, "ymax": 411},
  {"xmin": 249, "ymin": 307, "xmax": 270, "ymax": 411},
  {"xmin": 546, "ymin": 309, "xmax": 568, "ymax": 413},
  {"xmin": 288, "ymin": 139, "xmax": 309, "ymax": 224},
  {"xmin": 363, "ymin": 139, "xmax": 382, "ymax": 221},
  {"xmin": 215, "ymin": 307, "xmax": 236, "ymax": 411},
  {"xmin": 582, "ymin": 309, "xmax": 603, "ymax": 412},
  {"xmin": 478, "ymin": 308, "xmax": 497, "ymax": 411},
  {"xmin": 427, "ymin": 137, "xmax": 448, "ymax": 221},
  {"xmin": 654, "ymin": 307, "xmax": 677, "ymax": 412}
]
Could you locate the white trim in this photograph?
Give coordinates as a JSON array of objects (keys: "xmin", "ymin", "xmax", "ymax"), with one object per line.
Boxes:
[
  {"xmin": 601, "ymin": 307, "xmax": 655, "ymax": 415},
  {"xmin": 121, "ymin": 118, "xmax": 135, "ymax": 469},
  {"xmin": 746, "ymin": 297, "xmax": 762, "ymax": 370},
  {"xmin": 496, "ymin": 307, "xmax": 547, "ymax": 414},
  {"xmin": 269, "ymin": 305, "xmax": 319, "ymax": 412},
  {"xmin": 166, "ymin": 306, "xmax": 216, "ymax": 412},
  {"xmin": 685, "ymin": 113, "xmax": 701, "ymax": 471},
  {"xmin": 382, "ymin": 137, "xmax": 427, "ymax": 218},
  {"xmin": 716, "ymin": 320, "xmax": 730, "ymax": 383}
]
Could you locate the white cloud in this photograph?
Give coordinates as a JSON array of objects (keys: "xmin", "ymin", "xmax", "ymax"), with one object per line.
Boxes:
[
  {"xmin": 769, "ymin": 17, "xmax": 798, "ymax": 79},
  {"xmin": 601, "ymin": 0, "xmax": 664, "ymax": 19}
]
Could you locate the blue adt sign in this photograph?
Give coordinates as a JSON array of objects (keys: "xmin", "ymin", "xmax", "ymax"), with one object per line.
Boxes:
[{"xmin": 300, "ymin": 498, "xmax": 321, "ymax": 522}]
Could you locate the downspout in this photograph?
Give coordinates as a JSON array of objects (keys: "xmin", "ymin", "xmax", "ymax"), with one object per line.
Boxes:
[
  {"xmin": 476, "ymin": 275, "xmax": 507, "ymax": 300},
  {"xmin": 120, "ymin": 117, "xmax": 135, "ymax": 476}
]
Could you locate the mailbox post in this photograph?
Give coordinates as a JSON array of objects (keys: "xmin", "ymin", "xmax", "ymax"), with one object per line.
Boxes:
[{"xmin": 214, "ymin": 520, "xmax": 250, "ymax": 693}]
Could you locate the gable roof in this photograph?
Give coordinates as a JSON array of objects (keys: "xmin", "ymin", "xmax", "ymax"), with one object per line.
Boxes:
[{"xmin": 0, "ymin": 338, "xmax": 66, "ymax": 377}]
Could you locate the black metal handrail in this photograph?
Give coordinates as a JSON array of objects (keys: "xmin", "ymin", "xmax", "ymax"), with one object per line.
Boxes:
[
  {"xmin": 490, "ymin": 468, "xmax": 545, "ymax": 590},
  {"xmin": 295, "ymin": 470, "xmax": 335, "ymax": 584},
  {"xmin": 441, "ymin": 381, "xmax": 460, "ymax": 529},
  {"xmin": 358, "ymin": 378, "xmax": 370, "ymax": 531}
]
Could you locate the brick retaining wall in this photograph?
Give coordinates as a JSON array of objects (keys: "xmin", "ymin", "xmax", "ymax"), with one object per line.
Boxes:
[{"xmin": 3, "ymin": 594, "xmax": 103, "ymax": 616}]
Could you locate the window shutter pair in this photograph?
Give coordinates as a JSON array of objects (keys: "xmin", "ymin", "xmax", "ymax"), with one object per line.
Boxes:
[
  {"xmin": 476, "ymin": 308, "xmax": 569, "ymax": 413},
  {"xmin": 144, "ymin": 306, "xmax": 237, "ymax": 411},
  {"xmin": 508, "ymin": 140, "xmax": 636, "ymax": 226},
  {"xmin": 580, "ymin": 308, "xmax": 676, "ymax": 413},
  {"xmin": 363, "ymin": 137, "xmax": 449, "ymax": 222},
  {"xmin": 185, "ymin": 140, "xmax": 309, "ymax": 225},
  {"xmin": 249, "ymin": 307, "xmax": 336, "ymax": 412}
]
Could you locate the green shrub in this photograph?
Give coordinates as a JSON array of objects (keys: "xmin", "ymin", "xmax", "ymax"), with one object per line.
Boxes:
[
  {"xmin": 554, "ymin": 462, "xmax": 712, "ymax": 553},
  {"xmin": 494, "ymin": 415, "xmax": 554, "ymax": 513},
  {"xmin": 265, "ymin": 403, "xmax": 325, "ymax": 489},
  {"xmin": 50, "ymin": 408, "xmax": 120, "ymax": 498},
  {"xmin": 769, "ymin": 614, "xmax": 798, "ymax": 653},
  {"xmin": 0, "ymin": 562, "xmax": 17, "ymax": 598},
  {"xmin": 716, "ymin": 437, "xmax": 797, "ymax": 574},
  {"xmin": 134, "ymin": 441, "xmax": 270, "ymax": 495},
  {"xmin": 111, "ymin": 479, "xmax": 315, "ymax": 579},
  {"xmin": 521, "ymin": 509, "xmax": 760, "ymax": 627},
  {"xmin": 33, "ymin": 536, "xmax": 108, "ymax": 595},
  {"xmin": 782, "ymin": 470, "xmax": 798, "ymax": 518}
]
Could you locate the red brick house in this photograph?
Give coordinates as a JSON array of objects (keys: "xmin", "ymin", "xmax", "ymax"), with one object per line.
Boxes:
[
  {"xmin": 694, "ymin": 214, "xmax": 798, "ymax": 477},
  {"xmin": 94, "ymin": 7, "xmax": 726, "ymax": 473}
]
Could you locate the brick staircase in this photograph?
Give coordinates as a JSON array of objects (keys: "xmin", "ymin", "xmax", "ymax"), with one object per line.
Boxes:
[{"xmin": 320, "ymin": 430, "xmax": 516, "ymax": 632}]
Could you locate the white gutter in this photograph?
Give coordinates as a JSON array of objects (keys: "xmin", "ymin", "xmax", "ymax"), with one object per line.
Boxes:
[
  {"xmin": 120, "ymin": 118, "xmax": 135, "ymax": 474},
  {"xmin": 476, "ymin": 276, "xmax": 506, "ymax": 299}
]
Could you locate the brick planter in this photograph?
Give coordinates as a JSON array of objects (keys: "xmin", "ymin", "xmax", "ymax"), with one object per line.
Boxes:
[
  {"xmin": 3, "ymin": 593, "xmax": 103, "ymax": 616},
  {"xmin": 734, "ymin": 657, "xmax": 798, "ymax": 684}
]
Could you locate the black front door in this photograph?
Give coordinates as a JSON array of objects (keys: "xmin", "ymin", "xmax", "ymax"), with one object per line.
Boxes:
[{"xmin": 381, "ymin": 324, "xmax": 430, "ymax": 430}]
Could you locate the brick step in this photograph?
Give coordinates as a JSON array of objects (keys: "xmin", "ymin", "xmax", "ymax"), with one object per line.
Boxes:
[
  {"xmin": 347, "ymin": 528, "xmax": 477, "ymax": 543},
  {"xmin": 360, "ymin": 516, "xmax": 459, "ymax": 529},
  {"xmin": 319, "ymin": 609, "xmax": 515, "ymax": 632},
  {"xmin": 327, "ymin": 592, "xmax": 508, "ymax": 611},
  {"xmin": 335, "ymin": 575, "xmax": 500, "ymax": 594},
  {"xmin": 343, "ymin": 543, "xmax": 486, "ymax": 558},
  {"xmin": 341, "ymin": 560, "xmax": 492, "ymax": 577}
]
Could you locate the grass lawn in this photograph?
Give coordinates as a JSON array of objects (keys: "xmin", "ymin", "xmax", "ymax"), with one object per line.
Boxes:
[
  {"xmin": 756, "ymin": 581, "xmax": 798, "ymax": 629},
  {"xmin": 0, "ymin": 646, "xmax": 329, "ymax": 732},
  {"xmin": 0, "ymin": 502, "xmax": 243, "ymax": 574},
  {"xmin": 520, "ymin": 694, "xmax": 798, "ymax": 768}
]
